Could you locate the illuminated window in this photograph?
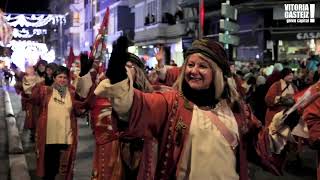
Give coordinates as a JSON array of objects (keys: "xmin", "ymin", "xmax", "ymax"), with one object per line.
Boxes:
[{"xmin": 73, "ymin": 12, "xmax": 80, "ymax": 24}]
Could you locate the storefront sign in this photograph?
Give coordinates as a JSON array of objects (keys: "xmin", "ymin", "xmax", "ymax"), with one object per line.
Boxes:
[
  {"xmin": 219, "ymin": 19, "xmax": 239, "ymax": 33},
  {"xmin": 296, "ymin": 32, "xmax": 320, "ymax": 40},
  {"xmin": 284, "ymin": 4, "xmax": 315, "ymax": 23},
  {"xmin": 221, "ymin": 3, "xmax": 237, "ymax": 21},
  {"xmin": 219, "ymin": 33, "xmax": 239, "ymax": 46},
  {"xmin": 273, "ymin": 4, "xmax": 320, "ymax": 21}
]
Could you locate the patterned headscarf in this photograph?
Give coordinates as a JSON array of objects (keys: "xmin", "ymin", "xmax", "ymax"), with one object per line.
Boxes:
[
  {"xmin": 174, "ymin": 38, "xmax": 239, "ymax": 104},
  {"xmin": 185, "ymin": 39, "xmax": 231, "ymax": 77}
]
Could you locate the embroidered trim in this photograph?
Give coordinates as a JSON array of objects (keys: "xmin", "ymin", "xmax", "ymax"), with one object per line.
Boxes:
[{"xmin": 159, "ymin": 93, "xmax": 179, "ymax": 179}]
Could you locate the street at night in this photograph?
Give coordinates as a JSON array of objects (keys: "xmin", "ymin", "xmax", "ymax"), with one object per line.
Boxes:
[{"xmin": 1, "ymin": 0, "xmax": 320, "ymax": 180}]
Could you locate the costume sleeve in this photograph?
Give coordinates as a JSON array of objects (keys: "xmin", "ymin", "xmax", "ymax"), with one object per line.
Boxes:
[
  {"xmin": 13, "ymin": 72, "xmax": 24, "ymax": 94},
  {"xmin": 94, "ymin": 78, "xmax": 133, "ymax": 120},
  {"xmin": 28, "ymin": 83, "xmax": 46, "ymax": 106},
  {"xmin": 94, "ymin": 74, "xmax": 171, "ymax": 138},
  {"xmin": 156, "ymin": 66, "xmax": 181, "ymax": 86},
  {"xmin": 75, "ymin": 72, "xmax": 93, "ymax": 98},
  {"xmin": 303, "ymin": 95, "xmax": 320, "ymax": 149},
  {"xmin": 265, "ymin": 83, "xmax": 280, "ymax": 107},
  {"xmin": 128, "ymin": 89, "xmax": 171, "ymax": 138},
  {"xmin": 241, "ymin": 102, "xmax": 286, "ymax": 176},
  {"xmin": 266, "ymin": 110, "xmax": 293, "ymax": 154},
  {"xmin": 155, "ymin": 65, "xmax": 167, "ymax": 81}
]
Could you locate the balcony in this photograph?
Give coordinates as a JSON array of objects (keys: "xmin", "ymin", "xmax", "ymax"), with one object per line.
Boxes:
[{"xmin": 134, "ymin": 23, "xmax": 187, "ymax": 44}]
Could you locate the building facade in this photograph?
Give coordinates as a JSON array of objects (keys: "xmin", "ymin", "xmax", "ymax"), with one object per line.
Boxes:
[
  {"xmin": 180, "ymin": 0, "xmax": 320, "ymax": 63},
  {"xmin": 128, "ymin": 0, "xmax": 186, "ymax": 67}
]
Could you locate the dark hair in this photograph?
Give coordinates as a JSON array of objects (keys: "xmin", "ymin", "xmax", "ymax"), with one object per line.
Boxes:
[
  {"xmin": 247, "ymin": 76, "xmax": 256, "ymax": 85},
  {"xmin": 281, "ymin": 68, "xmax": 293, "ymax": 79},
  {"xmin": 46, "ymin": 63, "xmax": 58, "ymax": 71},
  {"xmin": 36, "ymin": 60, "xmax": 48, "ymax": 68},
  {"xmin": 53, "ymin": 66, "xmax": 70, "ymax": 78}
]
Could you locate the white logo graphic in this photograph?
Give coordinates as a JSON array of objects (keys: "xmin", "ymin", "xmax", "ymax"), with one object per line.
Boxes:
[{"xmin": 284, "ymin": 4, "xmax": 315, "ymax": 23}]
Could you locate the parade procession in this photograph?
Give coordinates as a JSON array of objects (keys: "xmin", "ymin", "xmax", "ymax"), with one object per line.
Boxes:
[{"xmin": 1, "ymin": 0, "xmax": 320, "ymax": 180}]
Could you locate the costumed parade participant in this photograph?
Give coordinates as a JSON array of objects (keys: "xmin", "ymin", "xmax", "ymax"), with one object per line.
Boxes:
[
  {"xmin": 268, "ymin": 79, "xmax": 320, "ymax": 179},
  {"xmin": 81, "ymin": 36, "xmax": 157, "ymax": 180},
  {"xmin": 34, "ymin": 59, "xmax": 48, "ymax": 79},
  {"xmin": 21, "ymin": 65, "xmax": 44, "ymax": 141},
  {"xmin": 94, "ymin": 38, "xmax": 299, "ymax": 180},
  {"xmin": 301, "ymin": 81, "xmax": 320, "ymax": 180},
  {"xmin": 265, "ymin": 68, "xmax": 298, "ymax": 126},
  {"xmin": 23, "ymin": 66, "xmax": 93, "ymax": 180},
  {"xmin": 75, "ymin": 9, "xmax": 157, "ymax": 179}
]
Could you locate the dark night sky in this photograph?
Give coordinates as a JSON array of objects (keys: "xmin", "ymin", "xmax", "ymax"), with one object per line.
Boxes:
[{"xmin": 0, "ymin": 0, "xmax": 50, "ymax": 14}]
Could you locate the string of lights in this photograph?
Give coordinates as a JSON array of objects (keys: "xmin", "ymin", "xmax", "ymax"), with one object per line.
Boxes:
[{"xmin": 4, "ymin": 13, "xmax": 66, "ymax": 27}]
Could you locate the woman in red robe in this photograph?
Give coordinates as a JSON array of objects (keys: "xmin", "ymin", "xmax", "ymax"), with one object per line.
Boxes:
[
  {"xmin": 265, "ymin": 68, "xmax": 298, "ymax": 126},
  {"xmin": 94, "ymin": 37, "xmax": 298, "ymax": 180},
  {"xmin": 25, "ymin": 66, "xmax": 92, "ymax": 180}
]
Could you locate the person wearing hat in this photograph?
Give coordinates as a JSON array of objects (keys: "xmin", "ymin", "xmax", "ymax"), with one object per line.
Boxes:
[
  {"xmin": 35, "ymin": 59, "xmax": 48, "ymax": 78},
  {"xmin": 94, "ymin": 38, "xmax": 298, "ymax": 179},
  {"xmin": 265, "ymin": 68, "xmax": 298, "ymax": 126},
  {"xmin": 77, "ymin": 36, "xmax": 155, "ymax": 180}
]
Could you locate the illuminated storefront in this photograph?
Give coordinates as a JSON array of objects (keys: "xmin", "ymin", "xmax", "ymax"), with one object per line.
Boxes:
[{"xmin": 274, "ymin": 31, "xmax": 320, "ymax": 61}]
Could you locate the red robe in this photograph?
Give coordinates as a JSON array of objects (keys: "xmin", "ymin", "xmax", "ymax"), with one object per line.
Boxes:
[
  {"xmin": 21, "ymin": 78, "xmax": 43, "ymax": 129},
  {"xmin": 156, "ymin": 67, "xmax": 181, "ymax": 86},
  {"xmin": 30, "ymin": 84, "xmax": 89, "ymax": 179},
  {"xmin": 90, "ymin": 94, "xmax": 164, "ymax": 179},
  {"xmin": 90, "ymin": 97, "xmax": 122, "ymax": 180},
  {"xmin": 122, "ymin": 89, "xmax": 285, "ymax": 180},
  {"xmin": 302, "ymin": 81, "xmax": 320, "ymax": 180},
  {"xmin": 265, "ymin": 81, "xmax": 298, "ymax": 126}
]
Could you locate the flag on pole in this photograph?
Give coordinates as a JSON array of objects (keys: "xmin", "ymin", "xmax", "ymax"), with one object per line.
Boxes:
[
  {"xmin": 199, "ymin": 0, "xmax": 205, "ymax": 38},
  {"xmin": 67, "ymin": 46, "xmax": 75, "ymax": 69},
  {"xmin": 90, "ymin": 7, "xmax": 109, "ymax": 60}
]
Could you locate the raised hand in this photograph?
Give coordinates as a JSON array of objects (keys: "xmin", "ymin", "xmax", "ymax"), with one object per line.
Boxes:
[
  {"xmin": 106, "ymin": 36, "xmax": 130, "ymax": 84},
  {"xmin": 79, "ymin": 53, "xmax": 93, "ymax": 77},
  {"xmin": 155, "ymin": 46, "xmax": 165, "ymax": 68}
]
